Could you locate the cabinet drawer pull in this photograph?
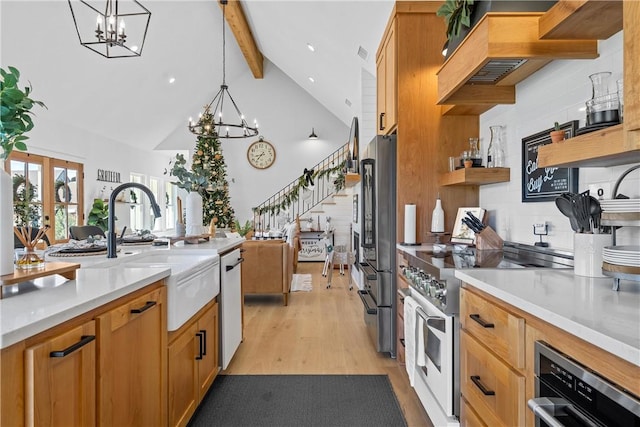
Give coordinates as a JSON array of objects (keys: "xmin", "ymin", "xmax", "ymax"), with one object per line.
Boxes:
[
  {"xmin": 196, "ymin": 332, "xmax": 204, "ymax": 360},
  {"xmin": 130, "ymin": 300, "xmax": 156, "ymax": 314},
  {"xmin": 379, "ymin": 112, "xmax": 385, "ymax": 130},
  {"xmin": 50, "ymin": 335, "xmax": 95, "ymax": 358},
  {"xmin": 470, "ymin": 375, "xmax": 495, "ymax": 396},
  {"xmin": 200, "ymin": 329, "xmax": 207, "ymax": 356},
  {"xmin": 470, "ymin": 313, "xmax": 494, "ymax": 328}
]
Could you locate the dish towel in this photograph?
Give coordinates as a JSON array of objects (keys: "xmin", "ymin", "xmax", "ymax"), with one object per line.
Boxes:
[{"xmin": 404, "ymin": 295, "xmax": 419, "ymax": 387}]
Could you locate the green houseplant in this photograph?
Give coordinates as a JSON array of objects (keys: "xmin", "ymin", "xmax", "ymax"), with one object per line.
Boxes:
[
  {"xmin": 437, "ymin": 0, "xmax": 475, "ymax": 42},
  {"xmin": 0, "ymin": 66, "xmax": 46, "ymax": 275},
  {"xmin": 87, "ymin": 198, "xmax": 115, "ymax": 232},
  {"xmin": 1, "ymin": 66, "xmax": 47, "ymax": 161}
]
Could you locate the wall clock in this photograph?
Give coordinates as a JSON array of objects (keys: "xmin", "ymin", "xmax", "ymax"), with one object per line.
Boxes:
[{"xmin": 247, "ymin": 138, "xmax": 276, "ymax": 169}]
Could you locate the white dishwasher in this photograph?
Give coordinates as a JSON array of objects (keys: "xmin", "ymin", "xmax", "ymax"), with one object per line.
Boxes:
[{"xmin": 220, "ymin": 248, "xmax": 243, "ymax": 369}]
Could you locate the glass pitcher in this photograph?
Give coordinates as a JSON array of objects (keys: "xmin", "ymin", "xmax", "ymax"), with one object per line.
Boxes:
[{"xmin": 589, "ymin": 72, "xmax": 612, "ymax": 99}]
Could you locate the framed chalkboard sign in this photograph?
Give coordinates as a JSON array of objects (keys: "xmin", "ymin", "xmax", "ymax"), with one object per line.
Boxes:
[{"xmin": 522, "ymin": 121, "xmax": 579, "ymax": 202}]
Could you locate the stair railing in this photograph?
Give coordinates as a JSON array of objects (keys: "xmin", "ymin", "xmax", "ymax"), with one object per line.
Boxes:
[{"xmin": 252, "ymin": 143, "xmax": 350, "ymax": 231}]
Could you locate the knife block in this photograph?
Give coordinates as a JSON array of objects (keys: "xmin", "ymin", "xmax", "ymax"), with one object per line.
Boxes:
[{"xmin": 475, "ymin": 226, "xmax": 503, "ymax": 251}]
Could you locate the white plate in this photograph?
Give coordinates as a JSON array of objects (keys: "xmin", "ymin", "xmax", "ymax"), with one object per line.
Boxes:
[
  {"xmin": 603, "ymin": 245, "xmax": 640, "ymax": 254},
  {"xmin": 602, "ymin": 258, "xmax": 640, "ymax": 267}
]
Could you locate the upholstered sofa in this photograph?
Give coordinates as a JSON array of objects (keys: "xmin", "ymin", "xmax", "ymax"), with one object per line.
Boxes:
[{"xmin": 241, "ymin": 239, "xmax": 296, "ymax": 305}]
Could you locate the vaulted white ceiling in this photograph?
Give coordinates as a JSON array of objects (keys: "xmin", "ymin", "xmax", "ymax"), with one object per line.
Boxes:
[{"xmin": 1, "ymin": 0, "xmax": 394, "ymax": 151}]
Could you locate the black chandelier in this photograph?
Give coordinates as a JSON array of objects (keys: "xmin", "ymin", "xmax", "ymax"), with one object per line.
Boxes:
[
  {"xmin": 188, "ymin": 0, "xmax": 258, "ymax": 139},
  {"xmin": 68, "ymin": 0, "xmax": 151, "ymax": 58}
]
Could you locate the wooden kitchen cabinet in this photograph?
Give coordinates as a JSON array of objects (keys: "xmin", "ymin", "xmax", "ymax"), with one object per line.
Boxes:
[
  {"xmin": 460, "ymin": 287, "xmax": 525, "ymax": 427},
  {"xmin": 25, "ymin": 321, "xmax": 96, "ymax": 427},
  {"xmin": 377, "ymin": 2, "xmax": 479, "ymax": 244},
  {"xmin": 96, "ymin": 286, "xmax": 166, "ymax": 427},
  {"xmin": 168, "ymin": 299, "xmax": 219, "ymax": 427},
  {"xmin": 1, "ymin": 281, "xmax": 165, "ymax": 427},
  {"xmin": 376, "ymin": 21, "xmax": 396, "ymax": 135},
  {"xmin": 461, "ymin": 283, "xmax": 640, "ymax": 427}
]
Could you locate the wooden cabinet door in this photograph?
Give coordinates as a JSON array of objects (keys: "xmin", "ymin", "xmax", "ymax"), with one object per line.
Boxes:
[
  {"xmin": 624, "ymin": 1, "xmax": 640, "ymax": 137},
  {"xmin": 376, "ymin": 21, "xmax": 397, "ymax": 135},
  {"xmin": 383, "ymin": 23, "xmax": 397, "ymax": 133},
  {"xmin": 376, "ymin": 53, "xmax": 386, "ymax": 134},
  {"xmin": 97, "ymin": 287, "xmax": 166, "ymax": 427},
  {"xmin": 25, "ymin": 321, "xmax": 96, "ymax": 427},
  {"xmin": 168, "ymin": 322, "xmax": 199, "ymax": 427},
  {"xmin": 197, "ymin": 302, "xmax": 219, "ymax": 398}
]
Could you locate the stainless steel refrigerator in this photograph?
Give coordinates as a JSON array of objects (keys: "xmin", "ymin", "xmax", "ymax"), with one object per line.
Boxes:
[{"xmin": 359, "ymin": 134, "xmax": 396, "ymax": 357}]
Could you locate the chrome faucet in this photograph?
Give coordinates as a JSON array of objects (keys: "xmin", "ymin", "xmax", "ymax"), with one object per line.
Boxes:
[{"xmin": 107, "ymin": 182, "xmax": 162, "ymax": 258}]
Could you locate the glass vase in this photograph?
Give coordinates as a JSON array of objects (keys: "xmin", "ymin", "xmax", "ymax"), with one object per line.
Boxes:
[
  {"xmin": 487, "ymin": 125, "xmax": 505, "ymax": 168},
  {"xmin": 15, "ymin": 247, "xmax": 45, "ymax": 270},
  {"xmin": 588, "ymin": 71, "xmax": 612, "ymax": 99}
]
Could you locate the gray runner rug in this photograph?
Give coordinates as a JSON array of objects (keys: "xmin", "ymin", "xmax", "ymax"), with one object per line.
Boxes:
[{"xmin": 187, "ymin": 374, "xmax": 408, "ymax": 427}]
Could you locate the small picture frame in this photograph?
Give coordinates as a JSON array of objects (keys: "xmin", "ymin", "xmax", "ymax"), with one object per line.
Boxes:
[
  {"xmin": 353, "ymin": 194, "xmax": 358, "ymax": 223},
  {"xmin": 451, "ymin": 207, "xmax": 486, "ymax": 245}
]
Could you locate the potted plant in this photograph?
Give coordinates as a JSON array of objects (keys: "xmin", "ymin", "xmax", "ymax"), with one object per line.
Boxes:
[
  {"xmin": 87, "ymin": 198, "xmax": 114, "ymax": 232},
  {"xmin": 0, "ymin": 66, "xmax": 46, "ymax": 275},
  {"xmin": 550, "ymin": 122, "xmax": 566, "ymax": 143},
  {"xmin": 233, "ymin": 219, "xmax": 253, "ymax": 238}
]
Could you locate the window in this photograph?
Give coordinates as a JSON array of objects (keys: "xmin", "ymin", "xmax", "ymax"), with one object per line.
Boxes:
[
  {"xmin": 6, "ymin": 152, "xmax": 84, "ymax": 244},
  {"xmin": 129, "ymin": 173, "xmax": 146, "ymax": 231}
]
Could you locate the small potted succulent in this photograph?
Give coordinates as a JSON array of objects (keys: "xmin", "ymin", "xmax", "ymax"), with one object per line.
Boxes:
[{"xmin": 550, "ymin": 122, "xmax": 566, "ymax": 143}]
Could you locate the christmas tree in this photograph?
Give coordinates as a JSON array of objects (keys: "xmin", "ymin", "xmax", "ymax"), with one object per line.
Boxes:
[{"xmin": 190, "ymin": 133, "xmax": 236, "ymax": 229}]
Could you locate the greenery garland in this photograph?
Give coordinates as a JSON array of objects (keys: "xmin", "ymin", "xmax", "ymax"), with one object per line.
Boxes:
[{"xmin": 253, "ymin": 160, "xmax": 347, "ymax": 216}]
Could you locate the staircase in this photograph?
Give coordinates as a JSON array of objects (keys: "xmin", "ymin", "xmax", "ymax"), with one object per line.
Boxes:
[{"xmin": 253, "ymin": 143, "xmax": 356, "ymax": 231}]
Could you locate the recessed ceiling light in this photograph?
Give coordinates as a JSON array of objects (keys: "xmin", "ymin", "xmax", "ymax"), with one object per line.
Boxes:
[
  {"xmin": 308, "ymin": 77, "xmax": 315, "ymax": 83},
  {"xmin": 168, "ymin": 77, "xmax": 176, "ymax": 84},
  {"xmin": 307, "ymin": 43, "xmax": 315, "ymax": 52}
]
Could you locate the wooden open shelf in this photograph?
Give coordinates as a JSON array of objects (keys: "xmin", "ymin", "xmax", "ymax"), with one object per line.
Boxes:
[
  {"xmin": 439, "ymin": 167, "xmax": 510, "ymax": 186},
  {"xmin": 539, "ymin": 0, "xmax": 623, "ymax": 40},
  {"xmin": 437, "ymin": 13, "xmax": 598, "ymax": 107},
  {"xmin": 538, "ymin": 124, "xmax": 640, "ymax": 168},
  {"xmin": 345, "ymin": 173, "xmax": 360, "ymax": 188},
  {"xmin": 0, "ymin": 262, "xmax": 80, "ymax": 287}
]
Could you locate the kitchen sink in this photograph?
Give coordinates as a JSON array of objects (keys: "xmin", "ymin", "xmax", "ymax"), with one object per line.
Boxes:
[{"xmin": 87, "ymin": 251, "xmax": 220, "ymax": 331}]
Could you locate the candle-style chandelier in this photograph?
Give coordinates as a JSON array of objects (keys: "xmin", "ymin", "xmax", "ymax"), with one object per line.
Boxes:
[
  {"xmin": 188, "ymin": 0, "xmax": 258, "ymax": 139},
  {"xmin": 68, "ymin": 0, "xmax": 151, "ymax": 58}
]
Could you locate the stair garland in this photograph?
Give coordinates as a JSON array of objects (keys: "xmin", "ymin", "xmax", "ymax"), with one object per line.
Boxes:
[{"xmin": 253, "ymin": 160, "xmax": 347, "ymax": 216}]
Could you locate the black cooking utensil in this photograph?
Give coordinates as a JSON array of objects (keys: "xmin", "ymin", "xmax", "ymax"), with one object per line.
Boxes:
[{"xmin": 555, "ymin": 194, "xmax": 579, "ymax": 232}]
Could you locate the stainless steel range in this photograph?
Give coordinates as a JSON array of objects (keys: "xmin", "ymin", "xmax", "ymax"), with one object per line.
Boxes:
[{"xmin": 400, "ymin": 242, "xmax": 572, "ymax": 426}]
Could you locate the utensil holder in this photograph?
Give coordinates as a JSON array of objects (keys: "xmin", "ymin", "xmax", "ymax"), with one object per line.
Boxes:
[
  {"xmin": 475, "ymin": 226, "xmax": 503, "ymax": 250},
  {"xmin": 574, "ymin": 233, "xmax": 611, "ymax": 277}
]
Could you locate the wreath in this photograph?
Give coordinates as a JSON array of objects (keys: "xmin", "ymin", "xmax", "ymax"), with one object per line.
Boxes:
[
  {"xmin": 54, "ymin": 179, "xmax": 72, "ymax": 203},
  {"xmin": 12, "ymin": 174, "xmax": 40, "ymax": 226}
]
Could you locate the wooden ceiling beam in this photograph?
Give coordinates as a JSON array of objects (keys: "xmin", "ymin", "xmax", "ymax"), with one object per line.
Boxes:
[{"xmin": 220, "ymin": 0, "xmax": 264, "ymax": 79}]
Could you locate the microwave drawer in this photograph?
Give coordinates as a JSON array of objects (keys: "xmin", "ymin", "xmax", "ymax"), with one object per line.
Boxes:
[
  {"xmin": 461, "ymin": 288, "xmax": 525, "ymax": 369},
  {"xmin": 461, "ymin": 330, "xmax": 525, "ymax": 427}
]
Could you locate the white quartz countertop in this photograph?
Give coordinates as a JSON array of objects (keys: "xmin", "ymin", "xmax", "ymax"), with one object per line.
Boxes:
[
  {"xmin": 455, "ymin": 269, "xmax": 640, "ymax": 366},
  {"xmin": 0, "ymin": 236, "xmax": 245, "ymax": 350},
  {"xmin": 0, "ymin": 266, "xmax": 170, "ymax": 349}
]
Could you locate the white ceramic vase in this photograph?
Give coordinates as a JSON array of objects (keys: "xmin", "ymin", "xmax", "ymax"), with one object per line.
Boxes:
[
  {"xmin": 185, "ymin": 191, "xmax": 203, "ymax": 236},
  {"xmin": 0, "ymin": 164, "xmax": 14, "ymax": 275},
  {"xmin": 574, "ymin": 233, "xmax": 612, "ymax": 278}
]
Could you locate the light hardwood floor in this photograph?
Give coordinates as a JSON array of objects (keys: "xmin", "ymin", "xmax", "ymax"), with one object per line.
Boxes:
[{"xmin": 223, "ymin": 262, "xmax": 433, "ymax": 427}]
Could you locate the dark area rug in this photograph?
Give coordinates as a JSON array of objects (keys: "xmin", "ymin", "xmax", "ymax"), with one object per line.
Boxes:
[{"xmin": 188, "ymin": 374, "xmax": 408, "ymax": 427}]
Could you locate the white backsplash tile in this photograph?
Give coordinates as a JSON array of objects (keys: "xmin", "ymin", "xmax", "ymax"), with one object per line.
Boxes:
[{"xmin": 479, "ymin": 31, "xmax": 639, "ymax": 252}]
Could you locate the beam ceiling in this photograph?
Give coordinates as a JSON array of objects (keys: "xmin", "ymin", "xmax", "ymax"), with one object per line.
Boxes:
[{"xmin": 220, "ymin": 0, "xmax": 264, "ymax": 79}]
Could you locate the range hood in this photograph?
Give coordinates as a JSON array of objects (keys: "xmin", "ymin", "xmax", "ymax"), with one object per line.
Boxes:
[{"xmin": 437, "ymin": 12, "xmax": 598, "ymax": 109}]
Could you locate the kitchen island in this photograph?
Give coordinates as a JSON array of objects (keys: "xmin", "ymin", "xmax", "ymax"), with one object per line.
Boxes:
[
  {"xmin": 0, "ymin": 236, "xmax": 243, "ymax": 427},
  {"xmin": 455, "ymin": 268, "xmax": 640, "ymax": 426}
]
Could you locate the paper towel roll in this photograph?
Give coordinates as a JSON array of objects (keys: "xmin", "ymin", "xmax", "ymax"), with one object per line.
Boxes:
[{"xmin": 404, "ymin": 204, "xmax": 416, "ymax": 244}]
